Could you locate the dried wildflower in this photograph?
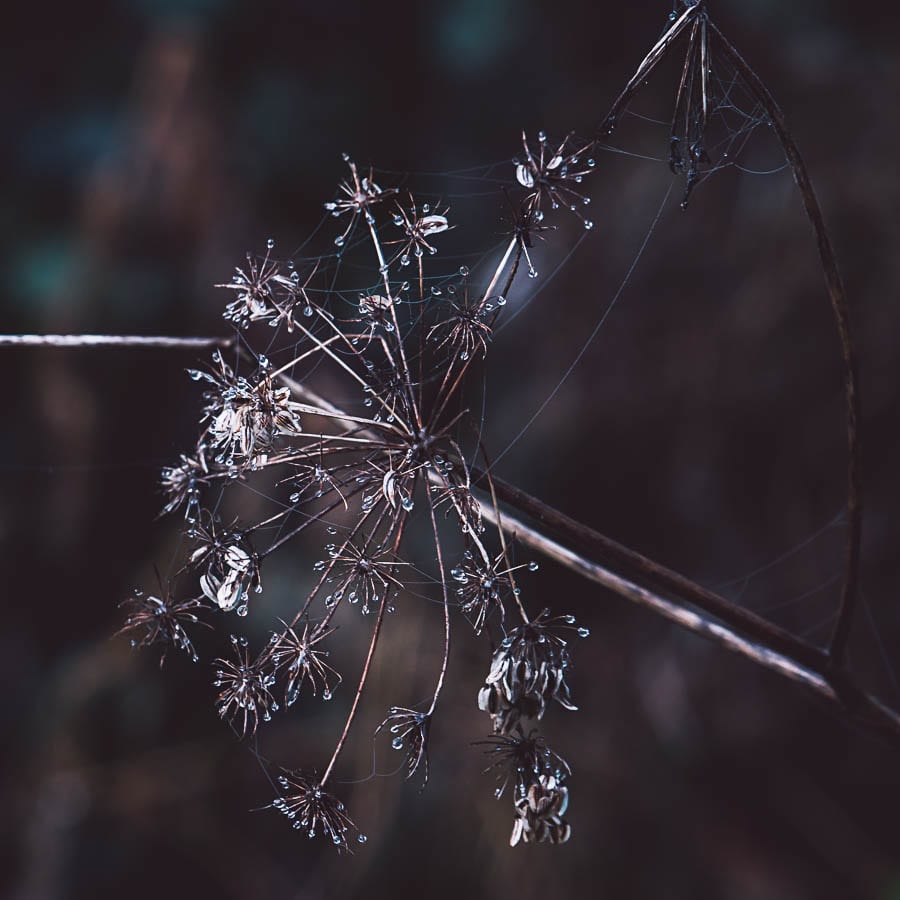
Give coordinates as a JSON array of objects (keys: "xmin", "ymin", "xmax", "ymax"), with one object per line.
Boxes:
[
  {"xmin": 451, "ymin": 550, "xmax": 531, "ymax": 635},
  {"xmin": 362, "ymin": 359, "xmax": 412, "ymax": 425},
  {"xmin": 389, "ymin": 195, "xmax": 451, "ymax": 296},
  {"xmin": 217, "ymin": 243, "xmax": 282, "ymax": 328},
  {"xmin": 427, "ymin": 280, "xmax": 493, "ymax": 363},
  {"xmin": 479, "ymin": 729, "xmax": 572, "ymax": 845},
  {"xmin": 377, "ymin": 707, "xmax": 431, "ymax": 784},
  {"xmin": 271, "ymin": 771, "xmax": 361, "ymax": 850},
  {"xmin": 324, "ymin": 542, "xmax": 405, "ymax": 615},
  {"xmin": 510, "ymin": 772, "xmax": 571, "ymax": 846},
  {"xmin": 324, "ymin": 154, "xmax": 395, "ymax": 247},
  {"xmin": 480, "ymin": 728, "xmax": 571, "ymax": 800},
  {"xmin": 159, "ymin": 448, "xmax": 208, "ymax": 522},
  {"xmin": 189, "ymin": 350, "xmax": 304, "ymax": 466},
  {"xmin": 478, "ymin": 609, "xmax": 583, "ymax": 733},
  {"xmin": 213, "ymin": 635, "xmax": 278, "ymax": 737},
  {"xmin": 266, "ymin": 260, "xmax": 320, "ymax": 332},
  {"xmin": 515, "ymin": 130, "xmax": 595, "ymax": 228},
  {"xmin": 390, "ymin": 195, "xmax": 451, "ymax": 263},
  {"xmin": 269, "ymin": 621, "xmax": 341, "ymax": 705},
  {"xmin": 355, "ymin": 293, "xmax": 397, "ymax": 342},
  {"xmin": 118, "ymin": 579, "xmax": 207, "ymax": 665},
  {"xmin": 504, "ymin": 195, "xmax": 556, "ymax": 279},
  {"xmin": 430, "ymin": 469, "xmax": 483, "ymax": 535},
  {"xmin": 287, "ymin": 446, "xmax": 352, "ymax": 507},
  {"xmin": 187, "ymin": 517, "xmax": 261, "ymax": 614},
  {"xmin": 144, "ymin": 93, "xmax": 610, "ymax": 853}
]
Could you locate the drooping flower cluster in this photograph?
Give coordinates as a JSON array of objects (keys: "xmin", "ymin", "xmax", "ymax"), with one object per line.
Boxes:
[
  {"xmin": 477, "ymin": 612, "xmax": 586, "ymax": 843},
  {"xmin": 478, "ymin": 610, "xmax": 585, "ymax": 733},
  {"xmin": 481, "ymin": 729, "xmax": 572, "ymax": 846}
]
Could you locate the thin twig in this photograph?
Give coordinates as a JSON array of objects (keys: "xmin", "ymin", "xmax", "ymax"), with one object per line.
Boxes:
[{"xmin": 0, "ymin": 334, "xmax": 234, "ymax": 349}]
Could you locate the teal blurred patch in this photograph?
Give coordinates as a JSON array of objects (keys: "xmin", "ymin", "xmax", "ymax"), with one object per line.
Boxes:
[
  {"xmin": 433, "ymin": 0, "xmax": 527, "ymax": 75},
  {"xmin": 13, "ymin": 241, "xmax": 78, "ymax": 314}
]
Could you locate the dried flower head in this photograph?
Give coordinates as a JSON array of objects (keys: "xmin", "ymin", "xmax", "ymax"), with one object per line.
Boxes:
[
  {"xmin": 324, "ymin": 154, "xmax": 395, "ymax": 247},
  {"xmin": 515, "ymin": 130, "xmax": 595, "ymax": 228},
  {"xmin": 478, "ymin": 609, "xmax": 584, "ymax": 733},
  {"xmin": 271, "ymin": 771, "xmax": 362, "ymax": 850},
  {"xmin": 269, "ymin": 621, "xmax": 341, "ymax": 706},
  {"xmin": 480, "ymin": 728, "xmax": 571, "ymax": 799},
  {"xmin": 118, "ymin": 578, "xmax": 207, "ymax": 666},
  {"xmin": 452, "ymin": 550, "xmax": 536, "ymax": 635},
  {"xmin": 189, "ymin": 350, "xmax": 304, "ymax": 467},
  {"xmin": 510, "ymin": 772, "xmax": 571, "ymax": 846},
  {"xmin": 213, "ymin": 635, "xmax": 278, "ymax": 737},
  {"xmin": 159, "ymin": 448, "xmax": 208, "ymax": 523},
  {"xmin": 186, "ymin": 516, "xmax": 261, "ymax": 614},
  {"xmin": 377, "ymin": 707, "xmax": 431, "ymax": 784},
  {"xmin": 427, "ymin": 279, "xmax": 493, "ymax": 363}
]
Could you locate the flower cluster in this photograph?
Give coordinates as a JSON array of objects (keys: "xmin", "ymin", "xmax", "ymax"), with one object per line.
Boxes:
[
  {"xmin": 129, "ymin": 132, "xmax": 599, "ymax": 850},
  {"xmin": 478, "ymin": 610, "xmax": 585, "ymax": 732},
  {"xmin": 271, "ymin": 771, "xmax": 364, "ymax": 851},
  {"xmin": 477, "ymin": 612, "xmax": 586, "ymax": 844},
  {"xmin": 481, "ymin": 729, "xmax": 572, "ymax": 846}
]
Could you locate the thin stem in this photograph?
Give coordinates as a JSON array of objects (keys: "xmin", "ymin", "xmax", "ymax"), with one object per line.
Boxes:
[
  {"xmin": 0, "ymin": 334, "xmax": 233, "ymax": 349},
  {"xmin": 319, "ymin": 593, "xmax": 389, "ymax": 787},
  {"xmin": 425, "ymin": 483, "xmax": 451, "ymax": 715}
]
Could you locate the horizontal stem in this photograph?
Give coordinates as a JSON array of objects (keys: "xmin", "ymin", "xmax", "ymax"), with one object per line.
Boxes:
[{"xmin": 0, "ymin": 334, "xmax": 233, "ymax": 349}]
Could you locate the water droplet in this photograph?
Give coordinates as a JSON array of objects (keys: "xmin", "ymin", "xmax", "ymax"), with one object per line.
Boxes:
[
  {"xmin": 496, "ymin": 295, "xmax": 507, "ymax": 306},
  {"xmin": 583, "ymin": 220, "xmax": 594, "ymax": 231},
  {"xmin": 267, "ymin": 237, "xmax": 275, "ymax": 250},
  {"xmin": 392, "ymin": 736, "xmax": 403, "ymax": 750},
  {"xmin": 357, "ymin": 833, "xmax": 368, "ymax": 844},
  {"xmin": 578, "ymin": 627, "xmax": 590, "ymax": 638},
  {"xmin": 458, "ymin": 265, "xmax": 469, "ymax": 277},
  {"xmin": 528, "ymin": 561, "xmax": 539, "ymax": 572}
]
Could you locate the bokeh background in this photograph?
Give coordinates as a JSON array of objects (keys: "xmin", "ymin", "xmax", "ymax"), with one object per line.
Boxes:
[{"xmin": 4, "ymin": 1, "xmax": 900, "ymax": 898}]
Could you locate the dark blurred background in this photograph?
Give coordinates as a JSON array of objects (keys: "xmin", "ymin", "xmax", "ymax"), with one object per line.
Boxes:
[{"xmin": 4, "ymin": 1, "xmax": 900, "ymax": 898}]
